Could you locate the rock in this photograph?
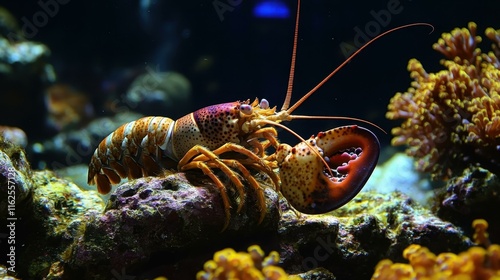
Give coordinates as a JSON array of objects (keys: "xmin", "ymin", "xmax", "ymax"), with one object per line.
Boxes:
[
  {"xmin": 277, "ymin": 191, "xmax": 471, "ymax": 280},
  {"xmin": 0, "ymin": 138, "xmax": 32, "ymax": 216},
  {"xmin": 125, "ymin": 71, "xmax": 191, "ymax": 116},
  {"xmin": 0, "ymin": 126, "xmax": 28, "ymax": 148},
  {"xmin": 10, "ymin": 170, "xmax": 104, "ymax": 279},
  {"xmin": 67, "ymin": 172, "xmax": 280, "ymax": 279},
  {"xmin": 0, "ymin": 7, "xmax": 54, "ymax": 83},
  {"xmin": 437, "ymin": 166, "xmax": 500, "ymax": 244},
  {"xmin": 63, "ymin": 182, "xmax": 470, "ymax": 280}
]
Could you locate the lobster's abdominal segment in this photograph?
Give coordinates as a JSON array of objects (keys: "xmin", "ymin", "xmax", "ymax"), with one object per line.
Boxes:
[{"xmin": 277, "ymin": 125, "xmax": 380, "ymax": 214}]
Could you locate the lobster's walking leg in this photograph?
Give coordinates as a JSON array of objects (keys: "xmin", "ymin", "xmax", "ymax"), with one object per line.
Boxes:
[
  {"xmin": 182, "ymin": 161, "xmax": 232, "ymax": 231},
  {"xmin": 181, "ymin": 143, "xmax": 279, "ymax": 196},
  {"xmin": 178, "ymin": 143, "xmax": 279, "ymax": 227},
  {"xmin": 218, "ymin": 159, "xmax": 267, "ymax": 223},
  {"xmin": 180, "ymin": 146, "xmax": 247, "ymax": 212}
]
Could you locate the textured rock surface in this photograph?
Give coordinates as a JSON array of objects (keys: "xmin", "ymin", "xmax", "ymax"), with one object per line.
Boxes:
[
  {"xmin": 24, "ymin": 170, "xmax": 103, "ymax": 278},
  {"xmin": 2, "ymin": 167, "xmax": 103, "ymax": 279},
  {"xmin": 437, "ymin": 166, "xmax": 500, "ymax": 244},
  {"xmin": 63, "ymin": 180, "xmax": 471, "ymax": 280},
  {"xmin": 0, "ymin": 138, "xmax": 32, "ymax": 216},
  {"xmin": 67, "ymin": 173, "xmax": 281, "ymax": 279},
  {"xmin": 277, "ymin": 191, "xmax": 472, "ymax": 280}
]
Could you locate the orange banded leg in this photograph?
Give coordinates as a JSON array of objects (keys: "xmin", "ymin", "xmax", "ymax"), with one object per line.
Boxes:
[
  {"xmin": 238, "ymin": 160, "xmax": 281, "ymax": 193},
  {"xmin": 179, "ymin": 145, "xmax": 247, "ymax": 212},
  {"xmin": 180, "ymin": 161, "xmax": 232, "ymax": 231},
  {"xmin": 188, "ymin": 143, "xmax": 274, "ymax": 175},
  {"xmin": 186, "ymin": 142, "xmax": 280, "ymax": 194},
  {"xmin": 189, "ymin": 143, "xmax": 280, "ymax": 195},
  {"xmin": 216, "ymin": 159, "xmax": 267, "ymax": 223}
]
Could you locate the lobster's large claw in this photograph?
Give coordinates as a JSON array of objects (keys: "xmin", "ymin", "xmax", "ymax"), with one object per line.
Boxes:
[{"xmin": 276, "ymin": 125, "xmax": 380, "ymax": 214}]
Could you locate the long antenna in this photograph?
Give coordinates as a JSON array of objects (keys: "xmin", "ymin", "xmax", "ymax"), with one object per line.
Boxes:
[
  {"xmin": 289, "ymin": 115, "xmax": 387, "ymax": 134},
  {"xmin": 281, "ymin": 0, "xmax": 301, "ymax": 111},
  {"xmin": 286, "ymin": 22, "xmax": 434, "ymax": 115}
]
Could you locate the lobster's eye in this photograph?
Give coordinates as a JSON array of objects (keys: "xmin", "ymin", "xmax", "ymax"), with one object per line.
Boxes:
[
  {"xmin": 260, "ymin": 99, "xmax": 269, "ymax": 109},
  {"xmin": 240, "ymin": 104, "xmax": 253, "ymax": 115}
]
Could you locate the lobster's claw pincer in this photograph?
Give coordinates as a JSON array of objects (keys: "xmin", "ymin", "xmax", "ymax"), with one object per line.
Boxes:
[{"xmin": 277, "ymin": 125, "xmax": 380, "ymax": 214}]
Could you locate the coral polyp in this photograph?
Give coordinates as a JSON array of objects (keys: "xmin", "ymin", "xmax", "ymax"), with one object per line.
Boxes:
[
  {"xmin": 196, "ymin": 245, "xmax": 289, "ymax": 280},
  {"xmin": 371, "ymin": 219, "xmax": 500, "ymax": 280},
  {"xmin": 387, "ymin": 22, "xmax": 500, "ymax": 179}
]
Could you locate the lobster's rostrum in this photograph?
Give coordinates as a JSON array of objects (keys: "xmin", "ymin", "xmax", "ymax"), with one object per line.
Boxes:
[{"xmin": 87, "ymin": 0, "xmax": 428, "ymax": 229}]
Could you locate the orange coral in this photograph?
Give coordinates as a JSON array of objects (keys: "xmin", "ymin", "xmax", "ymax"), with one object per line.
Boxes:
[
  {"xmin": 371, "ymin": 219, "xmax": 500, "ymax": 280},
  {"xmin": 45, "ymin": 84, "xmax": 94, "ymax": 131},
  {"xmin": 386, "ymin": 22, "xmax": 500, "ymax": 179},
  {"xmin": 473, "ymin": 219, "xmax": 491, "ymax": 247}
]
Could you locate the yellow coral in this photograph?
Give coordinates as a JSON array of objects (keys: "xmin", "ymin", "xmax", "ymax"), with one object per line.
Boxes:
[
  {"xmin": 196, "ymin": 245, "xmax": 289, "ymax": 280},
  {"xmin": 371, "ymin": 219, "xmax": 500, "ymax": 280},
  {"xmin": 386, "ymin": 22, "xmax": 500, "ymax": 179},
  {"xmin": 473, "ymin": 219, "xmax": 491, "ymax": 247}
]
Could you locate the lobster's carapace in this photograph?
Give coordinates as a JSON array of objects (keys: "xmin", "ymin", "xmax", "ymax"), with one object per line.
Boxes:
[{"xmin": 88, "ymin": 0, "xmax": 431, "ymax": 229}]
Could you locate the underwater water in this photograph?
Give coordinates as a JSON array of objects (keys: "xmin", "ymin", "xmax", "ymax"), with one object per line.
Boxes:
[{"xmin": 1, "ymin": 0, "xmax": 500, "ymax": 279}]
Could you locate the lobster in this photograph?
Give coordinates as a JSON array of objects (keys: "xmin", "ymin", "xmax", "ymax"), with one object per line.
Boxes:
[{"xmin": 88, "ymin": 0, "xmax": 431, "ymax": 229}]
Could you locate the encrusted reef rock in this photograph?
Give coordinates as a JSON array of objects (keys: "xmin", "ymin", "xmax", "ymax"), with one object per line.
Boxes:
[
  {"xmin": 0, "ymin": 126, "xmax": 27, "ymax": 148},
  {"xmin": 66, "ymin": 173, "xmax": 281, "ymax": 279},
  {"xmin": 0, "ymin": 137, "xmax": 104, "ymax": 279},
  {"xmin": 64, "ymin": 185, "xmax": 471, "ymax": 280},
  {"xmin": 0, "ymin": 15, "xmax": 52, "ymax": 82},
  {"xmin": 0, "ymin": 137, "xmax": 32, "ymax": 216},
  {"xmin": 20, "ymin": 170, "xmax": 104, "ymax": 278},
  {"xmin": 437, "ymin": 166, "xmax": 500, "ymax": 244},
  {"xmin": 125, "ymin": 71, "xmax": 192, "ymax": 116},
  {"xmin": 277, "ymin": 191, "xmax": 471, "ymax": 280}
]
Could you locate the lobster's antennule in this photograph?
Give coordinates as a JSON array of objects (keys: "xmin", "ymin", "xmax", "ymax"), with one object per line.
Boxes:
[
  {"xmin": 286, "ymin": 22, "xmax": 434, "ymax": 115},
  {"xmin": 289, "ymin": 115, "xmax": 387, "ymax": 134},
  {"xmin": 281, "ymin": 0, "xmax": 301, "ymax": 111}
]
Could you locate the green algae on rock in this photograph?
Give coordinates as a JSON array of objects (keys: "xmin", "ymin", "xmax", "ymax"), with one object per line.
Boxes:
[
  {"xmin": 364, "ymin": 153, "xmax": 433, "ymax": 207},
  {"xmin": 18, "ymin": 170, "xmax": 103, "ymax": 279},
  {"xmin": 277, "ymin": 191, "xmax": 471, "ymax": 280},
  {"xmin": 0, "ymin": 137, "xmax": 32, "ymax": 216},
  {"xmin": 0, "ymin": 148, "xmax": 104, "ymax": 280}
]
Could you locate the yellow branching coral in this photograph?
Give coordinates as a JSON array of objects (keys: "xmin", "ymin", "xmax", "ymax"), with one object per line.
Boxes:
[
  {"xmin": 196, "ymin": 245, "xmax": 289, "ymax": 280},
  {"xmin": 387, "ymin": 22, "xmax": 500, "ymax": 179},
  {"xmin": 371, "ymin": 219, "xmax": 500, "ymax": 279}
]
